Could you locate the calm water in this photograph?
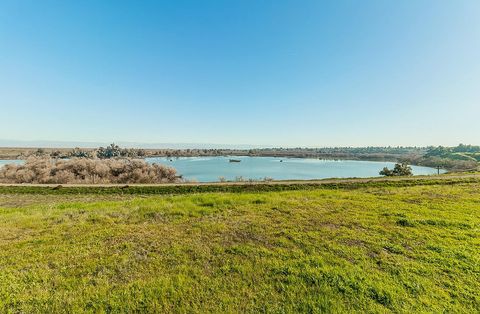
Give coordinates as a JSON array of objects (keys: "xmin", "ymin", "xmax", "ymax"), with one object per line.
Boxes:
[
  {"xmin": 146, "ymin": 156, "xmax": 443, "ymax": 182},
  {"xmin": 0, "ymin": 157, "xmax": 442, "ymax": 182},
  {"xmin": 0, "ymin": 160, "xmax": 24, "ymax": 167}
]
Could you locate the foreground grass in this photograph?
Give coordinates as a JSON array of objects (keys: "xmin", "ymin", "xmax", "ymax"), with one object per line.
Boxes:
[{"xmin": 0, "ymin": 182, "xmax": 479, "ymax": 312}]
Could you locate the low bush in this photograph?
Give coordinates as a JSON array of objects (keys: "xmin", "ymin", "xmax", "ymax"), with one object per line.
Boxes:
[
  {"xmin": 379, "ymin": 163, "xmax": 413, "ymax": 176},
  {"xmin": 0, "ymin": 157, "xmax": 179, "ymax": 184}
]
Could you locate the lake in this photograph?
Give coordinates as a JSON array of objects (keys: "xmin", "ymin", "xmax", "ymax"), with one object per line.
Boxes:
[
  {"xmin": 0, "ymin": 160, "xmax": 24, "ymax": 167},
  {"xmin": 146, "ymin": 156, "xmax": 443, "ymax": 182},
  {"xmin": 0, "ymin": 157, "xmax": 443, "ymax": 182}
]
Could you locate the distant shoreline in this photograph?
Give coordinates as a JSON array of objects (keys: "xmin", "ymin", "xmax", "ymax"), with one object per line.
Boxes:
[
  {"xmin": 0, "ymin": 145, "xmax": 478, "ymax": 172},
  {"xmin": 0, "ymin": 146, "xmax": 414, "ymax": 162}
]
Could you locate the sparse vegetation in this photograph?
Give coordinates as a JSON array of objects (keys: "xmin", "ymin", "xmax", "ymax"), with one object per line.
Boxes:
[
  {"xmin": 235, "ymin": 176, "xmax": 245, "ymax": 182},
  {"xmin": 0, "ymin": 157, "xmax": 179, "ymax": 184}
]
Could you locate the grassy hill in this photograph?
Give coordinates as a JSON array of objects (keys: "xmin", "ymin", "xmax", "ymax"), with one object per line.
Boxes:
[{"xmin": 0, "ymin": 178, "xmax": 479, "ymax": 312}]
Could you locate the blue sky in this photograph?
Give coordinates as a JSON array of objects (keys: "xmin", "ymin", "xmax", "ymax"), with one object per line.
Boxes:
[{"xmin": 0, "ymin": 0, "xmax": 479, "ymax": 147}]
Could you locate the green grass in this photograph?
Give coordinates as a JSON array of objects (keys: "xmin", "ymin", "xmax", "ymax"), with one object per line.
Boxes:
[
  {"xmin": 0, "ymin": 181, "xmax": 479, "ymax": 312},
  {"xmin": 1, "ymin": 175, "xmax": 479, "ymax": 195}
]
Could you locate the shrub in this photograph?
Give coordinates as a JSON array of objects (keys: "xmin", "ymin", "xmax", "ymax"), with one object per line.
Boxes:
[
  {"xmin": 69, "ymin": 147, "xmax": 93, "ymax": 158},
  {"xmin": 96, "ymin": 143, "xmax": 147, "ymax": 159},
  {"xmin": 380, "ymin": 163, "xmax": 413, "ymax": 176},
  {"xmin": 96, "ymin": 143, "xmax": 122, "ymax": 159},
  {"xmin": 0, "ymin": 157, "xmax": 179, "ymax": 184}
]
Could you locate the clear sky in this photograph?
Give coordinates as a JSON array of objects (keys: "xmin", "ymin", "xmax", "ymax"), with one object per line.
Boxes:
[{"xmin": 1, "ymin": 0, "xmax": 479, "ymax": 147}]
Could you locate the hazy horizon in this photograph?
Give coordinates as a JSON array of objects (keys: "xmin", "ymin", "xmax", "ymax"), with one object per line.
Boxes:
[
  {"xmin": 0, "ymin": 138, "xmax": 476, "ymax": 150},
  {"xmin": 1, "ymin": 1, "xmax": 479, "ymax": 146}
]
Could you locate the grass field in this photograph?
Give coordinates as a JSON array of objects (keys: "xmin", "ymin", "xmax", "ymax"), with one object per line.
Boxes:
[{"xmin": 0, "ymin": 178, "xmax": 479, "ymax": 313}]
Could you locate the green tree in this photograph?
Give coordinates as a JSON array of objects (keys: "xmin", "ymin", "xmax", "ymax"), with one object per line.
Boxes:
[
  {"xmin": 96, "ymin": 143, "xmax": 122, "ymax": 159},
  {"xmin": 379, "ymin": 162, "xmax": 413, "ymax": 176}
]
